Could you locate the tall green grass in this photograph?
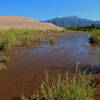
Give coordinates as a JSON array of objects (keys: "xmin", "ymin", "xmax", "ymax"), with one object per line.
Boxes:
[
  {"xmin": 0, "ymin": 31, "xmax": 16, "ymax": 50},
  {"xmin": 0, "ymin": 29, "xmax": 70, "ymax": 35},
  {"xmin": 89, "ymin": 35, "xmax": 100, "ymax": 45},
  {"xmin": 88, "ymin": 29, "xmax": 100, "ymax": 45},
  {"xmin": 21, "ymin": 72, "xmax": 94, "ymax": 100},
  {"xmin": 0, "ymin": 29, "xmax": 71, "ymax": 50},
  {"xmin": 71, "ymin": 27, "xmax": 100, "ymax": 45}
]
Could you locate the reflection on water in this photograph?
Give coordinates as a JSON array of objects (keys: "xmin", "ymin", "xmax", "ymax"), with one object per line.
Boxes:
[{"xmin": 30, "ymin": 33, "xmax": 100, "ymax": 67}]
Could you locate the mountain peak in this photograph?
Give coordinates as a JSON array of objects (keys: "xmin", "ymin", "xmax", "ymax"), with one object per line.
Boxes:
[{"xmin": 45, "ymin": 16, "xmax": 100, "ymax": 28}]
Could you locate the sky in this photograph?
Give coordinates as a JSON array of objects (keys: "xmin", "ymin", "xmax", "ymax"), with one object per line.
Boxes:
[{"xmin": 0, "ymin": 0, "xmax": 100, "ymax": 20}]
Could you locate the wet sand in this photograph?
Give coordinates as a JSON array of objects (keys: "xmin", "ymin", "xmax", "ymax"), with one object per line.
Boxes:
[{"xmin": 0, "ymin": 33, "xmax": 100, "ymax": 100}]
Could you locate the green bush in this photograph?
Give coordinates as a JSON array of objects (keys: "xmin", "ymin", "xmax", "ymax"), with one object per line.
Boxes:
[{"xmin": 89, "ymin": 35, "xmax": 100, "ymax": 44}]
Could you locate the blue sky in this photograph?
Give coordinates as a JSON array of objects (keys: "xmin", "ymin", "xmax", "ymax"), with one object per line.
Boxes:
[{"xmin": 0, "ymin": 0, "xmax": 100, "ymax": 20}]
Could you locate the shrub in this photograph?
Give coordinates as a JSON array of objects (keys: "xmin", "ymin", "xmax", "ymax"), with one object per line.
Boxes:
[{"xmin": 89, "ymin": 35, "xmax": 100, "ymax": 44}]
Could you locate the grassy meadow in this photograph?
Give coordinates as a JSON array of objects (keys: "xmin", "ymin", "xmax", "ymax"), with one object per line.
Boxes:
[{"xmin": 1, "ymin": 27, "xmax": 100, "ymax": 51}]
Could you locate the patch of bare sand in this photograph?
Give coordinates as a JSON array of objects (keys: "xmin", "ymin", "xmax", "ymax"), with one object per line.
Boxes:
[{"xmin": 0, "ymin": 16, "xmax": 63, "ymax": 30}]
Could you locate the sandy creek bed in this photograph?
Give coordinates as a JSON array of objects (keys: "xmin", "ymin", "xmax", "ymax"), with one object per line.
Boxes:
[{"xmin": 0, "ymin": 32, "xmax": 100, "ymax": 100}]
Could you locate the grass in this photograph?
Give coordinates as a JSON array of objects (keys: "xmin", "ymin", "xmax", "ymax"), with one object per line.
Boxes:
[
  {"xmin": 0, "ymin": 28, "xmax": 71, "ymax": 71},
  {"xmin": 0, "ymin": 28, "xmax": 97, "ymax": 99},
  {"xmin": 70, "ymin": 27, "xmax": 100, "ymax": 45},
  {"xmin": 0, "ymin": 28, "xmax": 71, "ymax": 35},
  {"xmin": 0, "ymin": 31, "xmax": 16, "ymax": 50},
  {"xmin": 0, "ymin": 55, "xmax": 9, "ymax": 64},
  {"xmin": 86, "ymin": 29, "xmax": 100, "ymax": 45},
  {"xmin": 21, "ymin": 72, "xmax": 95, "ymax": 100},
  {"xmin": 48, "ymin": 37, "xmax": 57, "ymax": 43},
  {"xmin": 89, "ymin": 35, "xmax": 100, "ymax": 45},
  {"xmin": 2, "ymin": 27, "xmax": 100, "ymax": 49},
  {"xmin": 0, "ymin": 63, "xmax": 6, "ymax": 71},
  {"xmin": 0, "ymin": 55, "xmax": 9, "ymax": 71},
  {"xmin": 0, "ymin": 28, "xmax": 71, "ymax": 50},
  {"xmin": 88, "ymin": 29, "xmax": 100, "ymax": 45},
  {"xmin": 17, "ymin": 36, "xmax": 34, "ymax": 46}
]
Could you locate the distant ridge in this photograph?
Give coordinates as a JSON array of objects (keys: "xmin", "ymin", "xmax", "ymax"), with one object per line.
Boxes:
[
  {"xmin": 44, "ymin": 16, "xmax": 100, "ymax": 28},
  {"xmin": 0, "ymin": 16, "xmax": 63, "ymax": 30}
]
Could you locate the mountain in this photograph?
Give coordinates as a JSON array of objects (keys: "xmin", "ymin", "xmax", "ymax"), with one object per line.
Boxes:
[
  {"xmin": 0, "ymin": 16, "xmax": 63, "ymax": 30},
  {"xmin": 44, "ymin": 16, "xmax": 100, "ymax": 28}
]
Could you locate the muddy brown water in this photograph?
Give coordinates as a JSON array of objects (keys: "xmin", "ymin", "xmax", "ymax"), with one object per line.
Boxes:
[{"xmin": 0, "ymin": 33, "xmax": 100, "ymax": 100}]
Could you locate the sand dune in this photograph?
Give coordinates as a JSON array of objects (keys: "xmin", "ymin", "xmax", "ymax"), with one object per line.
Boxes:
[{"xmin": 0, "ymin": 16, "xmax": 63, "ymax": 30}]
